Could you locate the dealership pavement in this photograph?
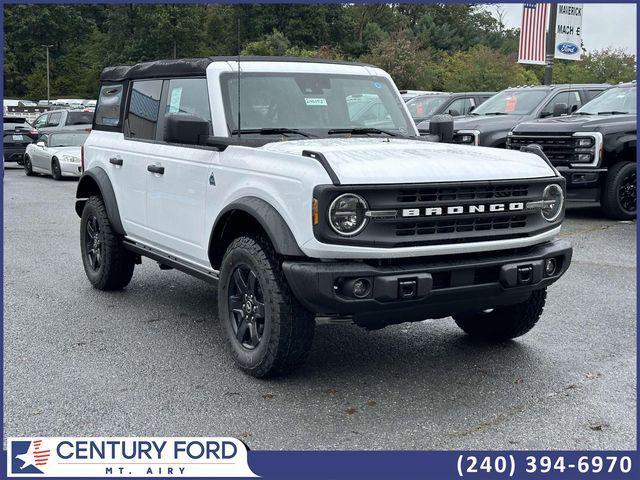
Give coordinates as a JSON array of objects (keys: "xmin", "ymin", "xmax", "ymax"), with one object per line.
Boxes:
[{"xmin": 3, "ymin": 166, "xmax": 637, "ymax": 450}]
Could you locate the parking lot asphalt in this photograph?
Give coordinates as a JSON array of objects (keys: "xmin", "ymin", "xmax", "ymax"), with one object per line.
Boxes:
[{"xmin": 3, "ymin": 165, "xmax": 637, "ymax": 450}]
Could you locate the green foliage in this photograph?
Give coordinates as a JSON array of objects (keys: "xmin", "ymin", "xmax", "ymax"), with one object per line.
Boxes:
[{"xmin": 3, "ymin": 4, "xmax": 636, "ymax": 100}]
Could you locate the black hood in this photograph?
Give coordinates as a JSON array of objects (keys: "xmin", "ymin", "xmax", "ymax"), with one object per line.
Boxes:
[
  {"xmin": 512, "ymin": 114, "xmax": 637, "ymax": 135},
  {"xmin": 417, "ymin": 114, "xmax": 526, "ymax": 133}
]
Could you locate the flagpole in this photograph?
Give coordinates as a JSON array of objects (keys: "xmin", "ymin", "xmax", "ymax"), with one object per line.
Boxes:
[{"xmin": 543, "ymin": 3, "xmax": 558, "ymax": 85}]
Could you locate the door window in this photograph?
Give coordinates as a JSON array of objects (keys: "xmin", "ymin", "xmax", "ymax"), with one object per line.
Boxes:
[
  {"xmin": 46, "ymin": 112, "xmax": 61, "ymax": 127},
  {"xmin": 165, "ymin": 78, "xmax": 212, "ymax": 125},
  {"xmin": 541, "ymin": 91, "xmax": 582, "ymax": 117},
  {"xmin": 33, "ymin": 114, "xmax": 48, "ymax": 129},
  {"xmin": 446, "ymin": 98, "xmax": 473, "ymax": 116},
  {"xmin": 127, "ymin": 80, "xmax": 163, "ymax": 140}
]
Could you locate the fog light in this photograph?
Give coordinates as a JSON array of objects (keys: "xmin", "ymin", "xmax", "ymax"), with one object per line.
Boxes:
[
  {"xmin": 352, "ymin": 278, "xmax": 371, "ymax": 298},
  {"xmin": 544, "ymin": 258, "xmax": 557, "ymax": 276},
  {"xmin": 576, "ymin": 153, "xmax": 593, "ymax": 162}
]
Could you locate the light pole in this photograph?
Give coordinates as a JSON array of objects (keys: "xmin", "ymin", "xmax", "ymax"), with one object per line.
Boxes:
[
  {"xmin": 42, "ymin": 44, "xmax": 53, "ymax": 105},
  {"xmin": 543, "ymin": 5, "xmax": 558, "ymax": 86}
]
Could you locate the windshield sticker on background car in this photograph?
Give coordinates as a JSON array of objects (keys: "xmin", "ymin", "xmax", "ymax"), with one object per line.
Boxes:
[
  {"xmin": 304, "ymin": 97, "xmax": 328, "ymax": 106},
  {"xmin": 169, "ymin": 87, "xmax": 183, "ymax": 113},
  {"xmin": 373, "ymin": 82, "xmax": 382, "ymax": 89}
]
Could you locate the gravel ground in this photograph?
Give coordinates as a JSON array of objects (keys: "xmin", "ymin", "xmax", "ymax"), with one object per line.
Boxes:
[{"xmin": 3, "ymin": 165, "xmax": 636, "ymax": 450}]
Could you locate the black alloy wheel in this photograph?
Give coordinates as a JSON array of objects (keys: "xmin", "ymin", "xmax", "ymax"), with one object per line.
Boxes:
[
  {"xmin": 228, "ymin": 264, "xmax": 266, "ymax": 350},
  {"xmin": 84, "ymin": 214, "xmax": 103, "ymax": 272},
  {"xmin": 618, "ymin": 168, "xmax": 637, "ymax": 215}
]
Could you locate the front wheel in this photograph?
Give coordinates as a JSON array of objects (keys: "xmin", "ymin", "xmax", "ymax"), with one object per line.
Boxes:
[
  {"xmin": 51, "ymin": 157, "xmax": 62, "ymax": 180},
  {"xmin": 453, "ymin": 289, "xmax": 547, "ymax": 341},
  {"xmin": 23, "ymin": 155, "xmax": 35, "ymax": 176},
  {"xmin": 80, "ymin": 195, "xmax": 135, "ymax": 290},
  {"xmin": 218, "ymin": 236, "xmax": 315, "ymax": 378},
  {"xmin": 601, "ymin": 161, "xmax": 636, "ymax": 220}
]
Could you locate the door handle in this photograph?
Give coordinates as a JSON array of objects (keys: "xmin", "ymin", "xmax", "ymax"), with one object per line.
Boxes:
[
  {"xmin": 109, "ymin": 157, "xmax": 123, "ymax": 166},
  {"xmin": 147, "ymin": 164, "xmax": 165, "ymax": 175}
]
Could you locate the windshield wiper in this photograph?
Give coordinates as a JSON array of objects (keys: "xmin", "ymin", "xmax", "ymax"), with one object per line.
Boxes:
[
  {"xmin": 230, "ymin": 128, "xmax": 316, "ymax": 138},
  {"xmin": 327, "ymin": 127, "xmax": 399, "ymax": 137},
  {"xmin": 596, "ymin": 111, "xmax": 629, "ymax": 115},
  {"xmin": 573, "ymin": 111, "xmax": 593, "ymax": 115},
  {"xmin": 483, "ymin": 112, "xmax": 510, "ymax": 116}
]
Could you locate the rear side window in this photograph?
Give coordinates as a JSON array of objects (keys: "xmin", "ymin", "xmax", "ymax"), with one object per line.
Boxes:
[
  {"xmin": 66, "ymin": 111, "xmax": 94, "ymax": 126},
  {"xmin": 127, "ymin": 80, "xmax": 163, "ymax": 140},
  {"xmin": 95, "ymin": 84, "xmax": 124, "ymax": 127},
  {"xmin": 164, "ymin": 78, "xmax": 211, "ymax": 125}
]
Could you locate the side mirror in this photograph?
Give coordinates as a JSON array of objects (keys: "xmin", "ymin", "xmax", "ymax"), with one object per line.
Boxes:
[
  {"xmin": 552, "ymin": 103, "xmax": 568, "ymax": 117},
  {"xmin": 428, "ymin": 114, "xmax": 454, "ymax": 143},
  {"xmin": 163, "ymin": 113, "xmax": 211, "ymax": 145},
  {"xmin": 448, "ymin": 109, "xmax": 461, "ymax": 117},
  {"xmin": 36, "ymin": 141, "xmax": 45, "ymax": 148},
  {"xmin": 468, "ymin": 105, "xmax": 476, "ymax": 113}
]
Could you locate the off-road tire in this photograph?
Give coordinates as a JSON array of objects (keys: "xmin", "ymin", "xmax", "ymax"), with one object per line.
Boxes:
[
  {"xmin": 453, "ymin": 289, "xmax": 547, "ymax": 342},
  {"xmin": 601, "ymin": 161, "xmax": 636, "ymax": 220},
  {"xmin": 23, "ymin": 155, "xmax": 35, "ymax": 176},
  {"xmin": 51, "ymin": 157, "xmax": 62, "ymax": 180},
  {"xmin": 218, "ymin": 235, "xmax": 315, "ymax": 378},
  {"xmin": 80, "ymin": 195, "xmax": 135, "ymax": 290}
]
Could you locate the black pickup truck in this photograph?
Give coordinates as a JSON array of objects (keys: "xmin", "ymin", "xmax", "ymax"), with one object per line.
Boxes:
[
  {"xmin": 418, "ymin": 84, "xmax": 609, "ymax": 147},
  {"xmin": 507, "ymin": 82, "xmax": 636, "ymax": 220}
]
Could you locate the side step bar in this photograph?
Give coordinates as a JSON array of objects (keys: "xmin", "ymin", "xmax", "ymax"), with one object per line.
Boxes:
[{"xmin": 123, "ymin": 239, "xmax": 219, "ymax": 284}]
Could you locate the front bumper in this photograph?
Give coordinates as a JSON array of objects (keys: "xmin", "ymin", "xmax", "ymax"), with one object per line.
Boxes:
[
  {"xmin": 283, "ymin": 239, "xmax": 572, "ymax": 328},
  {"xmin": 60, "ymin": 160, "xmax": 82, "ymax": 177},
  {"xmin": 556, "ymin": 166, "xmax": 605, "ymax": 202}
]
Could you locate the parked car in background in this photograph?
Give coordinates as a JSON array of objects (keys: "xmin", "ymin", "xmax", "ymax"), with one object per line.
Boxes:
[
  {"xmin": 31, "ymin": 108, "xmax": 94, "ymax": 134},
  {"xmin": 23, "ymin": 131, "xmax": 88, "ymax": 179},
  {"xmin": 418, "ymin": 84, "xmax": 609, "ymax": 147},
  {"xmin": 508, "ymin": 82, "xmax": 636, "ymax": 220},
  {"xmin": 406, "ymin": 92, "xmax": 495, "ymax": 124},
  {"xmin": 399, "ymin": 89, "xmax": 442, "ymax": 101},
  {"xmin": 3, "ymin": 116, "xmax": 35, "ymax": 165}
]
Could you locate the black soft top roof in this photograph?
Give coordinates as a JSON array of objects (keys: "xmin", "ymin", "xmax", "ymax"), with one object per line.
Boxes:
[{"xmin": 100, "ymin": 56, "xmax": 375, "ymax": 82}]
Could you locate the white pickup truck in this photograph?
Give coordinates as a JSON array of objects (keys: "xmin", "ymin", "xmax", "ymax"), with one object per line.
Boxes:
[{"xmin": 76, "ymin": 57, "xmax": 572, "ymax": 377}]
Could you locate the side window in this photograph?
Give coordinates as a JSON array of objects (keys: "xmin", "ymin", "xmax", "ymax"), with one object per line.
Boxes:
[
  {"xmin": 95, "ymin": 84, "xmax": 124, "ymax": 127},
  {"xmin": 33, "ymin": 114, "xmax": 48, "ymax": 129},
  {"xmin": 126, "ymin": 80, "xmax": 163, "ymax": 140},
  {"xmin": 164, "ymin": 78, "xmax": 212, "ymax": 126},
  {"xmin": 46, "ymin": 112, "xmax": 61, "ymax": 127},
  {"xmin": 585, "ymin": 89, "xmax": 605, "ymax": 102},
  {"xmin": 447, "ymin": 98, "xmax": 472, "ymax": 116},
  {"xmin": 541, "ymin": 91, "xmax": 582, "ymax": 117}
]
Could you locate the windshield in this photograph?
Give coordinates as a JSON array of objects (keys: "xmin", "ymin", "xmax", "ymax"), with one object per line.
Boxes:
[
  {"xmin": 473, "ymin": 90, "xmax": 548, "ymax": 115},
  {"xmin": 405, "ymin": 95, "xmax": 449, "ymax": 119},
  {"xmin": 576, "ymin": 86, "xmax": 636, "ymax": 115},
  {"xmin": 220, "ymin": 73, "xmax": 414, "ymax": 136},
  {"xmin": 49, "ymin": 132, "xmax": 89, "ymax": 147}
]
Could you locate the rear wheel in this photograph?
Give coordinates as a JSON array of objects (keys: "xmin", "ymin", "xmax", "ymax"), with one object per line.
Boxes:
[
  {"xmin": 80, "ymin": 195, "xmax": 135, "ymax": 290},
  {"xmin": 601, "ymin": 161, "xmax": 636, "ymax": 220},
  {"xmin": 51, "ymin": 157, "xmax": 62, "ymax": 180},
  {"xmin": 23, "ymin": 155, "xmax": 35, "ymax": 176},
  {"xmin": 218, "ymin": 235, "xmax": 315, "ymax": 378},
  {"xmin": 453, "ymin": 289, "xmax": 546, "ymax": 342}
]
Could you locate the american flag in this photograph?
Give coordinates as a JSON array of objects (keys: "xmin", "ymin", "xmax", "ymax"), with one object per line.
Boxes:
[{"xmin": 518, "ymin": 3, "xmax": 549, "ymax": 65}]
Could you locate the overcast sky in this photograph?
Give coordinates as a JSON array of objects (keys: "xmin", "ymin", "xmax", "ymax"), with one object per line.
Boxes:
[{"xmin": 486, "ymin": 3, "xmax": 637, "ymax": 54}]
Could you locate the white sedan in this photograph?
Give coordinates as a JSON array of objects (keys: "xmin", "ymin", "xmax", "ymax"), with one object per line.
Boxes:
[{"xmin": 24, "ymin": 131, "xmax": 88, "ymax": 180}]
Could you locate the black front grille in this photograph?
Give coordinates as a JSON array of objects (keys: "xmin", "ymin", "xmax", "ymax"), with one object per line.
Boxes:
[
  {"xmin": 396, "ymin": 214, "xmax": 528, "ymax": 237},
  {"xmin": 397, "ymin": 184, "xmax": 529, "ymax": 203},
  {"xmin": 507, "ymin": 134, "xmax": 576, "ymax": 162}
]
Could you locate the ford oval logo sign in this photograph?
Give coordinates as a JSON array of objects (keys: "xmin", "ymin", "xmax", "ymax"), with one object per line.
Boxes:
[{"xmin": 557, "ymin": 42, "xmax": 579, "ymax": 54}]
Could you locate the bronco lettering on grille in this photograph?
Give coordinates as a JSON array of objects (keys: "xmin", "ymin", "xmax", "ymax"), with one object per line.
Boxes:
[{"xmin": 402, "ymin": 202, "xmax": 526, "ymax": 217}]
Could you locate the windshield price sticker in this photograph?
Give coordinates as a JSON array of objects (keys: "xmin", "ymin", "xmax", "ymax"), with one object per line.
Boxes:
[{"xmin": 456, "ymin": 454, "xmax": 634, "ymax": 477}]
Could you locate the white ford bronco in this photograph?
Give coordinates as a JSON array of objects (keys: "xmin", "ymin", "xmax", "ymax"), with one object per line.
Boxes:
[{"xmin": 77, "ymin": 57, "xmax": 572, "ymax": 377}]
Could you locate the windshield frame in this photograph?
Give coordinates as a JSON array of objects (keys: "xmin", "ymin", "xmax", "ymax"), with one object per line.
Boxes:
[
  {"xmin": 574, "ymin": 86, "xmax": 637, "ymax": 115},
  {"xmin": 218, "ymin": 71, "xmax": 416, "ymax": 138},
  {"xmin": 473, "ymin": 89, "xmax": 549, "ymax": 116}
]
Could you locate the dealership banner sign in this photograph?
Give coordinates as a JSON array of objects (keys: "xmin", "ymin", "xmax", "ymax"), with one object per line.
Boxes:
[
  {"xmin": 555, "ymin": 3, "xmax": 583, "ymax": 60},
  {"xmin": 7, "ymin": 437, "xmax": 258, "ymax": 477}
]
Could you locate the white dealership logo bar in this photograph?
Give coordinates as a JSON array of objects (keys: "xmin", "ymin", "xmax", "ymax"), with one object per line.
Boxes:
[{"xmin": 7, "ymin": 437, "xmax": 258, "ymax": 477}]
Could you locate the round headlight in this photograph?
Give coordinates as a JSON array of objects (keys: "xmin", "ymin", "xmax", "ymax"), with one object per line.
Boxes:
[
  {"xmin": 328, "ymin": 193, "xmax": 368, "ymax": 236},
  {"xmin": 541, "ymin": 184, "xmax": 564, "ymax": 222}
]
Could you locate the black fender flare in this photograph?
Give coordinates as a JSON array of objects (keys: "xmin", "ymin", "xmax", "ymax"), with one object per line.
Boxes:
[
  {"xmin": 75, "ymin": 167, "xmax": 126, "ymax": 235},
  {"xmin": 210, "ymin": 197, "xmax": 304, "ymax": 259}
]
